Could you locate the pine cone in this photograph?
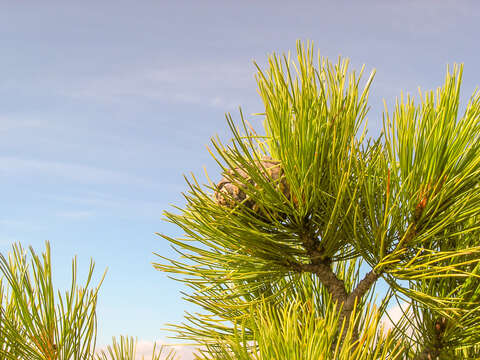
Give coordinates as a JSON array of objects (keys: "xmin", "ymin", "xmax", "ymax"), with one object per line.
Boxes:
[{"xmin": 214, "ymin": 156, "xmax": 290, "ymax": 211}]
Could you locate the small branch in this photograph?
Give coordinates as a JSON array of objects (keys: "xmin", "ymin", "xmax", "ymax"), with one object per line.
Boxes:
[
  {"xmin": 297, "ymin": 233, "xmax": 381, "ymax": 308},
  {"xmin": 339, "ymin": 269, "xmax": 381, "ymax": 345},
  {"xmin": 299, "ymin": 231, "xmax": 348, "ymax": 304},
  {"xmin": 295, "ymin": 232, "xmax": 381, "ymax": 349},
  {"xmin": 343, "ymin": 270, "xmax": 380, "ymax": 312},
  {"xmin": 301, "ymin": 262, "xmax": 348, "ymax": 304}
]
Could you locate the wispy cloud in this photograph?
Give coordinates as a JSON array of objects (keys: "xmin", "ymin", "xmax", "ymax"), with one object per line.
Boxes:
[
  {"xmin": 67, "ymin": 63, "xmax": 256, "ymax": 109},
  {"xmin": 55, "ymin": 210, "xmax": 95, "ymax": 219},
  {"xmin": 0, "ymin": 115, "xmax": 45, "ymax": 133},
  {"xmin": 0, "ymin": 156, "xmax": 152, "ymax": 186},
  {"xmin": 0, "ymin": 218, "xmax": 45, "ymax": 231},
  {"xmin": 43, "ymin": 190, "xmax": 170, "ymax": 220},
  {"xmin": 0, "ymin": 219, "xmax": 29, "ymax": 227},
  {"xmin": 376, "ymin": 0, "xmax": 479, "ymax": 35},
  {"xmin": 0, "ymin": 236, "xmax": 22, "ymax": 246}
]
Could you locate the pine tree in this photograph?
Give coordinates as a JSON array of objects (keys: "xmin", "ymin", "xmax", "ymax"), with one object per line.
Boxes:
[
  {"xmin": 0, "ymin": 242, "xmax": 177, "ymax": 360},
  {"xmin": 156, "ymin": 41, "xmax": 480, "ymax": 359}
]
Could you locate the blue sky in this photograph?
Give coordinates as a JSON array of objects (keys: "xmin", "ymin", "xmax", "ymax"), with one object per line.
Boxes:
[{"xmin": 1, "ymin": 0, "xmax": 480, "ymax": 350}]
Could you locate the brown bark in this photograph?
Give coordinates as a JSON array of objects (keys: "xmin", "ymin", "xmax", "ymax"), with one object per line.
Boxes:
[
  {"xmin": 343, "ymin": 270, "xmax": 380, "ymax": 313},
  {"xmin": 301, "ymin": 262, "xmax": 348, "ymax": 303},
  {"xmin": 298, "ymin": 232, "xmax": 381, "ymax": 346}
]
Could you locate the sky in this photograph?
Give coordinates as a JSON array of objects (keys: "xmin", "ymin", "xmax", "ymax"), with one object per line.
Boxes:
[{"xmin": 1, "ymin": 0, "xmax": 480, "ymax": 358}]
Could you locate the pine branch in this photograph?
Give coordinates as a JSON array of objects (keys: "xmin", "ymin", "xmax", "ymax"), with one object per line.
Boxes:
[
  {"xmin": 297, "ymin": 232, "xmax": 381, "ymax": 346},
  {"xmin": 300, "ymin": 261, "xmax": 348, "ymax": 304},
  {"xmin": 344, "ymin": 270, "xmax": 380, "ymax": 312}
]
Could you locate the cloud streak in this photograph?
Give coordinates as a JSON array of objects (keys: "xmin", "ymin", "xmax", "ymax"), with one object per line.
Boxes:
[
  {"xmin": 0, "ymin": 156, "xmax": 152, "ymax": 186},
  {"xmin": 0, "ymin": 115, "xmax": 45, "ymax": 133},
  {"xmin": 67, "ymin": 63, "xmax": 256, "ymax": 109},
  {"xmin": 55, "ymin": 210, "xmax": 95, "ymax": 219}
]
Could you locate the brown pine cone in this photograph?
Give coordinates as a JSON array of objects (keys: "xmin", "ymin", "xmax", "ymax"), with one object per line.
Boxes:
[{"xmin": 214, "ymin": 156, "xmax": 290, "ymax": 210}]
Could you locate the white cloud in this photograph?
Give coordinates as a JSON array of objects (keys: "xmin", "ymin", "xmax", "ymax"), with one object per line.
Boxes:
[
  {"xmin": 376, "ymin": 0, "xmax": 479, "ymax": 35},
  {"xmin": 0, "ymin": 115, "xmax": 45, "ymax": 133},
  {"xmin": 0, "ymin": 236, "xmax": 21, "ymax": 246},
  {"xmin": 43, "ymin": 190, "xmax": 170, "ymax": 220},
  {"xmin": 136, "ymin": 340, "xmax": 198, "ymax": 360},
  {"xmin": 148, "ymin": 63, "xmax": 253, "ymax": 90},
  {"xmin": 95, "ymin": 339, "xmax": 198, "ymax": 360},
  {"xmin": 382, "ymin": 301, "xmax": 416, "ymax": 338},
  {"xmin": 0, "ymin": 218, "xmax": 45, "ymax": 231},
  {"xmin": 383, "ymin": 302, "xmax": 407, "ymax": 330},
  {"xmin": 0, "ymin": 219, "xmax": 29, "ymax": 227},
  {"xmin": 67, "ymin": 63, "xmax": 255, "ymax": 109},
  {"xmin": 55, "ymin": 210, "xmax": 95, "ymax": 219},
  {"xmin": 0, "ymin": 156, "xmax": 151, "ymax": 186}
]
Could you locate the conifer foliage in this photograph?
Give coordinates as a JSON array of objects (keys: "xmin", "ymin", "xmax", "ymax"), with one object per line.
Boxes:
[
  {"xmin": 157, "ymin": 41, "xmax": 480, "ymax": 359},
  {"xmin": 0, "ymin": 242, "xmax": 177, "ymax": 360}
]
